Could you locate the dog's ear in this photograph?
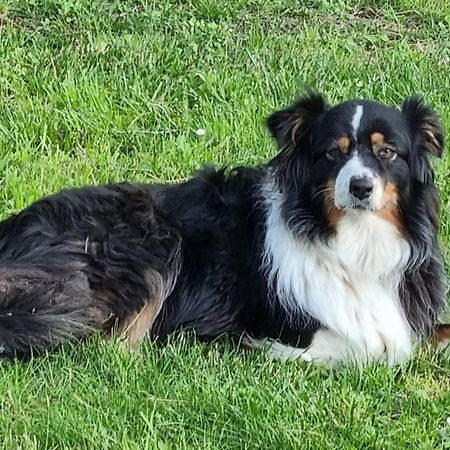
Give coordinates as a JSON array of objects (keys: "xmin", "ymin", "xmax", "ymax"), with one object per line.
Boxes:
[
  {"xmin": 267, "ymin": 91, "xmax": 327, "ymax": 193},
  {"xmin": 402, "ymin": 97, "xmax": 444, "ymax": 158},
  {"xmin": 266, "ymin": 91, "xmax": 327, "ymax": 150}
]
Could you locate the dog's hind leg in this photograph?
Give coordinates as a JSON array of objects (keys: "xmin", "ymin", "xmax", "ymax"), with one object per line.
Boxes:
[
  {"xmin": 0, "ymin": 229, "xmax": 181, "ymax": 359},
  {"xmin": 116, "ymin": 271, "xmax": 168, "ymax": 349},
  {"xmin": 87, "ymin": 229, "xmax": 182, "ymax": 351},
  {"xmin": 433, "ymin": 324, "xmax": 450, "ymax": 352},
  {"xmin": 0, "ymin": 184, "xmax": 183, "ymax": 359}
]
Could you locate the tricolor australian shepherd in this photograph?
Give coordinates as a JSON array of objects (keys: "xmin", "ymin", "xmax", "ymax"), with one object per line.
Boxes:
[{"xmin": 0, "ymin": 92, "xmax": 449, "ymax": 365}]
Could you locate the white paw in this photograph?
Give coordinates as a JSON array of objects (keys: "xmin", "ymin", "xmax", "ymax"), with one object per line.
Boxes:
[{"xmin": 243, "ymin": 336, "xmax": 310, "ymax": 362}]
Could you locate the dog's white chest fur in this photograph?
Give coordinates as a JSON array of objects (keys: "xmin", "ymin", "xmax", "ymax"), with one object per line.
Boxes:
[{"xmin": 263, "ymin": 189, "xmax": 413, "ymax": 365}]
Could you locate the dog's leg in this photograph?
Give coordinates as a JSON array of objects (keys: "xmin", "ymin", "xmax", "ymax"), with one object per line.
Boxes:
[
  {"xmin": 117, "ymin": 271, "xmax": 167, "ymax": 349},
  {"xmin": 433, "ymin": 324, "xmax": 450, "ymax": 352},
  {"xmin": 244, "ymin": 336, "xmax": 312, "ymax": 362},
  {"xmin": 94, "ymin": 252, "xmax": 181, "ymax": 351},
  {"xmin": 85, "ymin": 206, "xmax": 182, "ymax": 351},
  {"xmin": 245, "ymin": 329, "xmax": 389, "ymax": 367}
]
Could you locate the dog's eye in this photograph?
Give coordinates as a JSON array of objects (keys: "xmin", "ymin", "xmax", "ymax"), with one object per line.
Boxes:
[
  {"xmin": 377, "ymin": 147, "xmax": 397, "ymax": 160},
  {"xmin": 325, "ymin": 148, "xmax": 338, "ymax": 160}
]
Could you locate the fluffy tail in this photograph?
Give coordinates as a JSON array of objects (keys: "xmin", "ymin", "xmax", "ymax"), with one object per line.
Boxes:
[{"xmin": 0, "ymin": 269, "xmax": 107, "ymax": 359}]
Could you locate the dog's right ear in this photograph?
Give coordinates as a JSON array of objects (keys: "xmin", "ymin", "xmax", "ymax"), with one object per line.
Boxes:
[
  {"xmin": 266, "ymin": 91, "xmax": 328, "ymax": 150},
  {"xmin": 401, "ymin": 96, "xmax": 444, "ymax": 158}
]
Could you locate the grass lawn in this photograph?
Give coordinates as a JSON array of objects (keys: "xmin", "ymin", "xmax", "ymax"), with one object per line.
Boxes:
[{"xmin": 0, "ymin": 0, "xmax": 450, "ymax": 448}]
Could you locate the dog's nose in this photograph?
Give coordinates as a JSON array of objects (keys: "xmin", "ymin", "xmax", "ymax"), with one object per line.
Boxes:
[{"xmin": 349, "ymin": 176, "xmax": 373, "ymax": 200}]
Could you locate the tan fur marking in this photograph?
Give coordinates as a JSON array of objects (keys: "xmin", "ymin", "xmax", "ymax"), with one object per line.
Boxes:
[
  {"xmin": 370, "ymin": 132, "xmax": 384, "ymax": 151},
  {"xmin": 423, "ymin": 127, "xmax": 440, "ymax": 153},
  {"xmin": 323, "ymin": 181, "xmax": 343, "ymax": 230},
  {"xmin": 432, "ymin": 324, "xmax": 450, "ymax": 349},
  {"xmin": 120, "ymin": 302, "xmax": 158, "ymax": 349},
  {"xmin": 290, "ymin": 115, "xmax": 304, "ymax": 145},
  {"xmin": 119, "ymin": 272, "xmax": 165, "ymax": 349},
  {"xmin": 337, "ymin": 136, "xmax": 350, "ymax": 153},
  {"xmin": 382, "ymin": 181, "xmax": 398, "ymax": 205},
  {"xmin": 376, "ymin": 181, "xmax": 403, "ymax": 233}
]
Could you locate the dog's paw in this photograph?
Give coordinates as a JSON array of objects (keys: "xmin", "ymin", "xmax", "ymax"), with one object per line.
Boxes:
[{"xmin": 242, "ymin": 335, "xmax": 310, "ymax": 362}]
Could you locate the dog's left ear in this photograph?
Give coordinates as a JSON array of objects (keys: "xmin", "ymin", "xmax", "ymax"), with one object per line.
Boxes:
[
  {"xmin": 401, "ymin": 97, "xmax": 444, "ymax": 158},
  {"xmin": 267, "ymin": 91, "xmax": 327, "ymax": 150}
]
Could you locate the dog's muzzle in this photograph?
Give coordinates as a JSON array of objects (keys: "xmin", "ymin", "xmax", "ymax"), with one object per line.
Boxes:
[{"xmin": 334, "ymin": 156, "xmax": 382, "ymax": 211}]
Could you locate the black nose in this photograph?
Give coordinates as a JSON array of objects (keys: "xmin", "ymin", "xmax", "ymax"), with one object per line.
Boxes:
[{"xmin": 349, "ymin": 176, "xmax": 374, "ymax": 200}]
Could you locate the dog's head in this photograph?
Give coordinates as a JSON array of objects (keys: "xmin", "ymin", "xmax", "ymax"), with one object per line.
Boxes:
[{"xmin": 267, "ymin": 91, "xmax": 444, "ymax": 234}]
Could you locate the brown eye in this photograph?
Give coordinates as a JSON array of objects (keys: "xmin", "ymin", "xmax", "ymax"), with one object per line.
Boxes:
[{"xmin": 377, "ymin": 147, "xmax": 397, "ymax": 160}]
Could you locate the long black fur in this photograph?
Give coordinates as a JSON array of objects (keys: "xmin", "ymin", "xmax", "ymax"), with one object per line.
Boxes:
[{"xmin": 0, "ymin": 92, "xmax": 447, "ymax": 359}]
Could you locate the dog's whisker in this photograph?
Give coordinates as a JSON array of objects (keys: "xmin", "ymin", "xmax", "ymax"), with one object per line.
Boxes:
[{"xmin": 312, "ymin": 186, "xmax": 335, "ymax": 201}]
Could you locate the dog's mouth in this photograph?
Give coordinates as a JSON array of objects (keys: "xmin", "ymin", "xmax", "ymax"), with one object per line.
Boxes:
[{"xmin": 335, "ymin": 198, "xmax": 376, "ymax": 212}]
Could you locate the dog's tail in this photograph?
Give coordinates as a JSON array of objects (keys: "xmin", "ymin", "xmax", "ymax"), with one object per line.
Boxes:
[{"xmin": 0, "ymin": 269, "xmax": 107, "ymax": 359}]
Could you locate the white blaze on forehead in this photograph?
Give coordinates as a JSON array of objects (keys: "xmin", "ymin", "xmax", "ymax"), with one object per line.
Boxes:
[
  {"xmin": 351, "ymin": 105, "xmax": 364, "ymax": 136},
  {"xmin": 340, "ymin": 153, "xmax": 369, "ymax": 176}
]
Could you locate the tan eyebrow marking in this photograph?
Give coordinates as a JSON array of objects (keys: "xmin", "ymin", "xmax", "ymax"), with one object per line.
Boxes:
[
  {"xmin": 337, "ymin": 136, "xmax": 350, "ymax": 153},
  {"xmin": 370, "ymin": 132, "xmax": 385, "ymax": 153}
]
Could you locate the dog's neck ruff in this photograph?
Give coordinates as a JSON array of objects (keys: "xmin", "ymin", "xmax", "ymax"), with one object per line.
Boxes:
[{"xmin": 262, "ymin": 179, "xmax": 413, "ymax": 364}]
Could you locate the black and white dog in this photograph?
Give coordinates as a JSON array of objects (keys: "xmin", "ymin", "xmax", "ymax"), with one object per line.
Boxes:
[{"xmin": 0, "ymin": 92, "xmax": 448, "ymax": 365}]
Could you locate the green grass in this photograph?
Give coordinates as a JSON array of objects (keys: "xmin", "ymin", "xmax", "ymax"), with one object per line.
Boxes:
[{"xmin": 0, "ymin": 0, "xmax": 449, "ymax": 448}]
